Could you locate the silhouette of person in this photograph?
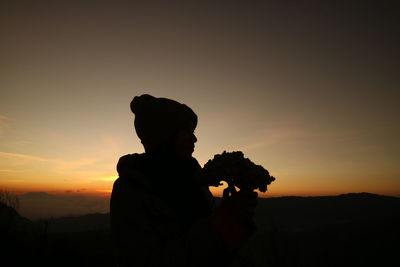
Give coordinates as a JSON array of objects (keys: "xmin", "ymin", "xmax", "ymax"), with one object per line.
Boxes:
[{"xmin": 110, "ymin": 94, "xmax": 258, "ymax": 267}]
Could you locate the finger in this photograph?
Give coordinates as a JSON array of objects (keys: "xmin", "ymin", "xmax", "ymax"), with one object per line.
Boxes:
[
  {"xmin": 227, "ymin": 184, "xmax": 237, "ymax": 195},
  {"xmin": 223, "ymin": 188, "xmax": 230, "ymax": 199}
]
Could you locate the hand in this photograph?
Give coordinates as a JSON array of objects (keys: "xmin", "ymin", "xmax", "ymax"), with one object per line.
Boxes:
[
  {"xmin": 211, "ymin": 186, "xmax": 258, "ymax": 251},
  {"xmin": 221, "ymin": 186, "xmax": 258, "ymax": 222}
]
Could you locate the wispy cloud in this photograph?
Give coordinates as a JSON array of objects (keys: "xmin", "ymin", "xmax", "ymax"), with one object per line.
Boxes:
[
  {"xmin": 0, "ymin": 151, "xmax": 101, "ymax": 179},
  {"xmin": 55, "ymin": 158, "xmax": 99, "ymax": 171},
  {"xmin": 93, "ymin": 176, "xmax": 118, "ymax": 181},
  {"xmin": 0, "ymin": 151, "xmax": 99, "ymax": 167},
  {"xmin": 0, "ymin": 169, "xmax": 23, "ymax": 173},
  {"xmin": 0, "ymin": 150, "xmax": 114, "ymax": 193},
  {"xmin": 0, "ymin": 151, "xmax": 49, "ymax": 161},
  {"xmin": 0, "ymin": 178, "xmax": 25, "ymax": 183}
]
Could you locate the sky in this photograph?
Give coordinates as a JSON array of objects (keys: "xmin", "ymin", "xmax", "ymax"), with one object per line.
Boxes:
[{"xmin": 1, "ymin": 0, "xmax": 399, "ymax": 207}]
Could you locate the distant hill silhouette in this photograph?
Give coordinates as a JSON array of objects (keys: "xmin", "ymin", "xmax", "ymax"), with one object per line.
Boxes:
[
  {"xmin": 1, "ymin": 193, "xmax": 399, "ymax": 266},
  {"xmin": 44, "ymin": 213, "xmax": 110, "ymax": 233},
  {"xmin": 0, "ymin": 199, "xmax": 44, "ymax": 236},
  {"xmin": 18, "ymin": 191, "xmax": 110, "ymax": 220},
  {"xmin": 39, "ymin": 192, "xmax": 400, "ymax": 232},
  {"xmin": 255, "ymin": 192, "xmax": 400, "ymax": 231},
  {"xmin": 1, "ymin": 200, "xmax": 46, "ymax": 267},
  {"xmin": 248, "ymin": 193, "xmax": 400, "ymax": 267}
]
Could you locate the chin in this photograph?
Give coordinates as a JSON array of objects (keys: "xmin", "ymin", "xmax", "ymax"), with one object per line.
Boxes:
[{"xmin": 175, "ymin": 148, "xmax": 194, "ymax": 159}]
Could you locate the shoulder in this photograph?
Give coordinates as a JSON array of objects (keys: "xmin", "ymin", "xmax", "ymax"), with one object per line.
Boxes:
[{"xmin": 116, "ymin": 153, "xmax": 146, "ymax": 174}]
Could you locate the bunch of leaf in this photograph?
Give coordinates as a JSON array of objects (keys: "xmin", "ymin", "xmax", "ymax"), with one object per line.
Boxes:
[{"xmin": 201, "ymin": 151, "xmax": 276, "ymax": 192}]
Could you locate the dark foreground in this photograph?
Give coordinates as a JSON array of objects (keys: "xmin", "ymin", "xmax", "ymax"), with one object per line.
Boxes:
[{"xmin": 1, "ymin": 193, "xmax": 399, "ymax": 267}]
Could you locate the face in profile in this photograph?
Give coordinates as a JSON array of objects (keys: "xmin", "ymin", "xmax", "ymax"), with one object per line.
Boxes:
[{"xmin": 174, "ymin": 121, "xmax": 197, "ymax": 159}]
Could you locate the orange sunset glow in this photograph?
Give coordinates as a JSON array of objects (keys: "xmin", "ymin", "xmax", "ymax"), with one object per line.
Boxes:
[{"xmin": 1, "ymin": 1, "xmax": 399, "ymax": 220}]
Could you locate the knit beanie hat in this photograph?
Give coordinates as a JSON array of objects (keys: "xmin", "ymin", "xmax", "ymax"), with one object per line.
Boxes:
[{"xmin": 130, "ymin": 94, "xmax": 197, "ymax": 153}]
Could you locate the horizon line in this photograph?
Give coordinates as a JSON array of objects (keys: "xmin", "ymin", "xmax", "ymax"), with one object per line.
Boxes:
[{"xmin": 11, "ymin": 190, "xmax": 400, "ymax": 199}]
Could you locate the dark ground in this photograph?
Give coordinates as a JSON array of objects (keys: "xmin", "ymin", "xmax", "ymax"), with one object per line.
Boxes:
[{"xmin": 1, "ymin": 193, "xmax": 399, "ymax": 267}]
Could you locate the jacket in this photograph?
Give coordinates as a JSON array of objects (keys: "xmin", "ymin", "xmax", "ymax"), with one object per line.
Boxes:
[{"xmin": 110, "ymin": 153, "xmax": 239, "ymax": 267}]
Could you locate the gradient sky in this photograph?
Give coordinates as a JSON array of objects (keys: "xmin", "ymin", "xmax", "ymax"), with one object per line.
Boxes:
[{"xmin": 1, "ymin": 1, "xmax": 399, "ymax": 198}]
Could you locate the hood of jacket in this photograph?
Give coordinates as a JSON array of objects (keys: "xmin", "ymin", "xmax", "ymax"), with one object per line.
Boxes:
[{"xmin": 116, "ymin": 153, "xmax": 152, "ymax": 189}]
